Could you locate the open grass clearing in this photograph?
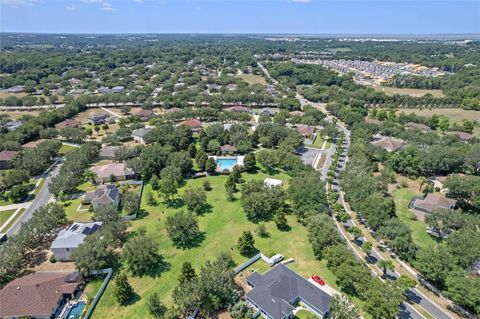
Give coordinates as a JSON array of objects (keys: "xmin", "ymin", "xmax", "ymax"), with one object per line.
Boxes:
[
  {"xmin": 237, "ymin": 73, "xmax": 268, "ymax": 86},
  {"xmin": 0, "ymin": 110, "xmax": 40, "ymax": 119},
  {"xmin": 59, "ymin": 144, "xmax": 78, "ymax": 156},
  {"xmin": 395, "ymin": 108, "xmax": 480, "ymax": 123},
  {"xmin": 373, "ymin": 86, "xmax": 444, "ymax": 98},
  {"xmin": 91, "ymin": 170, "xmax": 360, "ymax": 319}
]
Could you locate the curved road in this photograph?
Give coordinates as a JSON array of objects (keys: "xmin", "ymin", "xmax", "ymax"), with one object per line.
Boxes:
[{"xmin": 258, "ymin": 61, "xmax": 454, "ymax": 319}]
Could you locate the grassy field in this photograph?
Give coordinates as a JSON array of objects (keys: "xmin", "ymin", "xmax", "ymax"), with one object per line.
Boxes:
[
  {"xmin": 310, "ymin": 134, "xmax": 331, "ymax": 149},
  {"xmin": 294, "ymin": 309, "xmax": 317, "ymax": 319},
  {"xmin": 59, "ymin": 144, "xmax": 78, "ymax": 156},
  {"xmin": 1, "ymin": 208, "xmax": 25, "ymax": 232},
  {"xmin": 0, "ymin": 110, "xmax": 40, "ymax": 119},
  {"xmin": 237, "ymin": 74, "xmax": 268, "ymax": 86},
  {"xmin": 0, "ymin": 209, "xmax": 16, "ymax": 227},
  {"xmin": 395, "ymin": 108, "xmax": 480, "ymax": 123},
  {"xmin": 63, "ymin": 182, "xmax": 95, "ymax": 223},
  {"xmin": 91, "ymin": 170, "xmax": 347, "ymax": 319},
  {"xmin": 392, "ymin": 188, "xmax": 437, "ymax": 249},
  {"xmin": 373, "ymin": 86, "xmax": 444, "ymax": 98}
]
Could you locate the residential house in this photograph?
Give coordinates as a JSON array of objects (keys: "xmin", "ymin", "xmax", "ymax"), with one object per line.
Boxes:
[
  {"xmin": 22, "ymin": 139, "xmax": 47, "ymax": 149},
  {"xmin": 0, "ymin": 151, "xmax": 17, "ymax": 169},
  {"xmin": 88, "ymin": 113, "xmax": 109, "ymax": 125},
  {"xmin": 405, "ymin": 122, "xmax": 431, "ymax": 132},
  {"xmin": 219, "ymin": 144, "xmax": 238, "ymax": 154},
  {"xmin": 226, "ymin": 105, "xmax": 249, "ymax": 113},
  {"xmin": 7, "ymin": 85, "xmax": 25, "ymax": 93},
  {"xmin": 55, "ymin": 119, "xmax": 80, "ymax": 130},
  {"xmin": 246, "ymin": 263, "xmax": 332, "ymax": 319},
  {"xmin": 447, "ymin": 131, "xmax": 475, "ymax": 142},
  {"xmin": 90, "ymin": 163, "xmax": 134, "ymax": 183},
  {"xmin": 179, "ymin": 119, "xmax": 202, "ymax": 132},
  {"xmin": 427, "ymin": 176, "xmax": 449, "ymax": 193},
  {"xmin": 0, "ymin": 272, "xmax": 82, "ymax": 319},
  {"xmin": 99, "ymin": 145, "xmax": 120, "ymax": 160},
  {"xmin": 289, "ymin": 111, "xmax": 304, "ymax": 117},
  {"xmin": 51, "ymin": 222, "xmax": 102, "ymax": 261},
  {"xmin": 96, "ymin": 86, "xmax": 110, "ymax": 94},
  {"xmin": 132, "ymin": 127, "xmax": 153, "ymax": 144},
  {"xmin": 110, "ymin": 86, "xmax": 125, "ymax": 93},
  {"xmin": 371, "ymin": 136, "xmax": 404, "ymax": 152},
  {"xmin": 254, "ymin": 108, "xmax": 277, "ymax": 116},
  {"xmin": 410, "ymin": 193, "xmax": 457, "ymax": 214},
  {"xmin": 1, "ymin": 120, "xmax": 22, "ymax": 132},
  {"xmin": 135, "ymin": 109, "xmax": 154, "ymax": 122},
  {"xmin": 68, "ymin": 78, "xmax": 81, "ymax": 85},
  {"xmin": 166, "ymin": 107, "xmax": 182, "ymax": 114},
  {"xmin": 83, "ymin": 184, "xmax": 120, "ymax": 210},
  {"xmin": 297, "ymin": 125, "xmax": 315, "ymax": 139}
]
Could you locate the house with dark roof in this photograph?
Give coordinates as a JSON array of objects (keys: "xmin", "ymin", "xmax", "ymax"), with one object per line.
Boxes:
[
  {"xmin": 0, "ymin": 272, "xmax": 82, "ymax": 319},
  {"xmin": 254, "ymin": 108, "xmax": 277, "ymax": 116},
  {"xmin": 1, "ymin": 120, "xmax": 22, "ymax": 132},
  {"xmin": 410, "ymin": 193, "xmax": 457, "ymax": 214},
  {"xmin": 83, "ymin": 184, "xmax": 120, "ymax": 210},
  {"xmin": 0, "ymin": 151, "xmax": 17, "ymax": 169},
  {"xmin": 371, "ymin": 136, "xmax": 404, "ymax": 152},
  {"xmin": 51, "ymin": 222, "xmax": 102, "ymax": 261},
  {"xmin": 246, "ymin": 263, "xmax": 332, "ymax": 319},
  {"xmin": 132, "ymin": 127, "xmax": 153, "ymax": 144},
  {"xmin": 88, "ymin": 113, "xmax": 110, "ymax": 125}
]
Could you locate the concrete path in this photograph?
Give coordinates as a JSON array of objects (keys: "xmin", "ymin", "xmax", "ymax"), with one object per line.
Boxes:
[{"xmin": 0, "ymin": 202, "xmax": 30, "ymax": 212}]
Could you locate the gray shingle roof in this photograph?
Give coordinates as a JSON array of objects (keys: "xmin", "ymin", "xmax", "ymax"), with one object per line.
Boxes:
[
  {"xmin": 246, "ymin": 263, "xmax": 332, "ymax": 319},
  {"xmin": 51, "ymin": 222, "xmax": 102, "ymax": 249}
]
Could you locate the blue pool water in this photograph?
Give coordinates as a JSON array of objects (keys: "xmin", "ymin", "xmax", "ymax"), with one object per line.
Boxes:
[
  {"xmin": 64, "ymin": 301, "xmax": 86, "ymax": 319},
  {"xmin": 216, "ymin": 158, "xmax": 238, "ymax": 171}
]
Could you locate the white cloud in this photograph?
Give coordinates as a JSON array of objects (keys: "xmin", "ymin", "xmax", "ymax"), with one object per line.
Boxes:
[
  {"xmin": 78, "ymin": 0, "xmax": 112, "ymax": 11},
  {"xmin": 1, "ymin": 0, "xmax": 40, "ymax": 7},
  {"xmin": 290, "ymin": 0, "xmax": 311, "ymax": 3},
  {"xmin": 101, "ymin": 1, "xmax": 112, "ymax": 10},
  {"xmin": 65, "ymin": 3, "xmax": 79, "ymax": 10}
]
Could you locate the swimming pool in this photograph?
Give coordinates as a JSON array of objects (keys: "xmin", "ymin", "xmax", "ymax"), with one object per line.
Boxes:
[
  {"xmin": 64, "ymin": 301, "xmax": 86, "ymax": 319},
  {"xmin": 216, "ymin": 158, "xmax": 238, "ymax": 171}
]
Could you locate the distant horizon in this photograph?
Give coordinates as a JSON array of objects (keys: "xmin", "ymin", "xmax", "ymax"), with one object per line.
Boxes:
[{"xmin": 1, "ymin": 0, "xmax": 478, "ymax": 35}]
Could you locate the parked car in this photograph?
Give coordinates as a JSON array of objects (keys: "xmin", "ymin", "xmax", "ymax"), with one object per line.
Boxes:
[
  {"xmin": 268, "ymin": 254, "xmax": 284, "ymax": 266},
  {"xmin": 0, "ymin": 233, "xmax": 8, "ymax": 245},
  {"xmin": 311, "ymin": 275, "xmax": 325, "ymax": 285}
]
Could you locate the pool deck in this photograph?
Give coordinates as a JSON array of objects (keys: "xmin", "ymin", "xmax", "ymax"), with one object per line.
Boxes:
[{"xmin": 210, "ymin": 155, "xmax": 245, "ymax": 172}]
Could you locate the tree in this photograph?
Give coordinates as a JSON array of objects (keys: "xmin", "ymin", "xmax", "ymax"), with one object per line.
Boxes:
[
  {"xmin": 364, "ymin": 281, "xmax": 403, "ymax": 319},
  {"xmin": 329, "ymin": 294, "xmax": 361, "ymax": 319},
  {"xmin": 72, "ymin": 233, "xmax": 117, "ymax": 275},
  {"xmin": 288, "ymin": 171, "xmax": 328, "ymax": 217},
  {"xmin": 225, "ymin": 173, "xmax": 237, "ymax": 192},
  {"xmin": 182, "ymin": 187, "xmax": 207, "ymax": 213},
  {"xmin": 307, "ymin": 215, "xmax": 342, "ymax": 260},
  {"xmin": 93, "ymin": 204, "xmax": 120, "ymax": 223},
  {"xmin": 348, "ymin": 226, "xmax": 362, "ymax": 241},
  {"xmin": 165, "ymin": 211, "xmax": 201, "ymax": 248},
  {"xmin": 187, "ymin": 143, "xmax": 197, "ymax": 158},
  {"xmin": 240, "ymin": 179, "xmax": 286, "ymax": 222},
  {"xmin": 113, "ymin": 273, "xmax": 134, "ymax": 305},
  {"xmin": 158, "ymin": 176, "xmax": 178, "ymax": 203},
  {"xmin": 273, "ymin": 211, "xmax": 288, "ymax": 230},
  {"xmin": 195, "ymin": 149, "xmax": 208, "ymax": 171},
  {"xmin": 121, "ymin": 105, "xmax": 131, "ymax": 115},
  {"xmin": 396, "ymin": 276, "xmax": 416, "ymax": 293},
  {"xmin": 122, "ymin": 190, "xmax": 140, "ymax": 216},
  {"xmin": 205, "ymin": 157, "xmax": 216, "ymax": 173},
  {"xmin": 255, "ymin": 223, "xmax": 268, "ymax": 238},
  {"xmin": 123, "ymin": 235, "xmax": 162, "ymax": 276},
  {"xmin": 237, "ymin": 231, "xmax": 255, "ymax": 255},
  {"xmin": 148, "ymin": 293, "xmax": 167, "ymax": 319},
  {"xmin": 202, "ymin": 180, "xmax": 212, "ymax": 191},
  {"xmin": 243, "ymin": 153, "xmax": 256, "ymax": 171},
  {"xmin": 378, "ymin": 260, "xmax": 394, "ymax": 278},
  {"xmin": 178, "ymin": 262, "xmax": 196, "ymax": 284},
  {"xmin": 9, "ymin": 184, "xmax": 33, "ymax": 202},
  {"xmin": 228, "ymin": 301, "xmax": 253, "ymax": 319},
  {"xmin": 146, "ymin": 192, "xmax": 157, "ymax": 206},
  {"xmin": 362, "ymin": 241, "xmax": 372, "ymax": 258}
]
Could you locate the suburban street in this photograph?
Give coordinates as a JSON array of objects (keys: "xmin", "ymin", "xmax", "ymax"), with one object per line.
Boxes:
[
  {"xmin": 258, "ymin": 60, "xmax": 455, "ymax": 319},
  {"xmin": 6, "ymin": 161, "xmax": 62, "ymax": 236}
]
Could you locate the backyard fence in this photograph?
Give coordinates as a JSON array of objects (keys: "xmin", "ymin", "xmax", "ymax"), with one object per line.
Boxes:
[
  {"xmin": 83, "ymin": 268, "xmax": 113, "ymax": 319},
  {"xmin": 234, "ymin": 253, "xmax": 262, "ymax": 274}
]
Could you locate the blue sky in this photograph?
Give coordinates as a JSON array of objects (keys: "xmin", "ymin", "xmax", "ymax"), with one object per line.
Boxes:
[{"xmin": 1, "ymin": 0, "xmax": 479, "ymax": 34}]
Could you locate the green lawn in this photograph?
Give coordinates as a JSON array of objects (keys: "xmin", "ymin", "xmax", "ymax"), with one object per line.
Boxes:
[
  {"xmin": 0, "ymin": 209, "xmax": 16, "ymax": 227},
  {"xmin": 294, "ymin": 309, "xmax": 318, "ymax": 319},
  {"xmin": 392, "ymin": 188, "xmax": 437, "ymax": 249},
  {"xmin": 91, "ymin": 170, "xmax": 350, "ymax": 319},
  {"xmin": 33, "ymin": 178, "xmax": 46, "ymax": 196},
  {"xmin": 59, "ymin": 143, "xmax": 78, "ymax": 156},
  {"xmin": 63, "ymin": 182, "xmax": 95, "ymax": 223},
  {"xmin": 310, "ymin": 134, "xmax": 331, "ymax": 149},
  {"xmin": 1, "ymin": 208, "xmax": 24, "ymax": 232}
]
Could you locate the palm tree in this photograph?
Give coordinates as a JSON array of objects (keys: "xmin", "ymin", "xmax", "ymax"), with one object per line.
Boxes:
[{"xmin": 418, "ymin": 176, "xmax": 427, "ymax": 192}]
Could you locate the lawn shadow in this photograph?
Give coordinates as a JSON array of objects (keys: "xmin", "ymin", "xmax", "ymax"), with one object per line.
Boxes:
[
  {"xmin": 241, "ymin": 247, "xmax": 260, "ymax": 258},
  {"xmin": 177, "ymin": 231, "xmax": 206, "ymax": 250},
  {"xmin": 197, "ymin": 203, "xmax": 213, "ymax": 215},
  {"xmin": 278, "ymin": 224, "xmax": 292, "ymax": 232},
  {"xmin": 135, "ymin": 256, "xmax": 172, "ymax": 278},
  {"xmin": 135, "ymin": 209, "xmax": 149, "ymax": 220},
  {"xmin": 166, "ymin": 198, "xmax": 184, "ymax": 209}
]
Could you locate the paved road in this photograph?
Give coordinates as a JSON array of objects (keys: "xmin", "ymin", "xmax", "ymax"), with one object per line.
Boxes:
[
  {"xmin": 259, "ymin": 60, "xmax": 453, "ymax": 319},
  {"xmin": 6, "ymin": 161, "xmax": 62, "ymax": 236}
]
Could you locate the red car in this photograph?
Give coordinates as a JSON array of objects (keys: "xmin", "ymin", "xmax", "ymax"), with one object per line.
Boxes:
[{"xmin": 311, "ymin": 275, "xmax": 325, "ymax": 286}]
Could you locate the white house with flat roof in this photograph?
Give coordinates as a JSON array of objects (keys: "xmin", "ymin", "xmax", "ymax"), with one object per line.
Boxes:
[{"xmin": 51, "ymin": 222, "xmax": 102, "ymax": 261}]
